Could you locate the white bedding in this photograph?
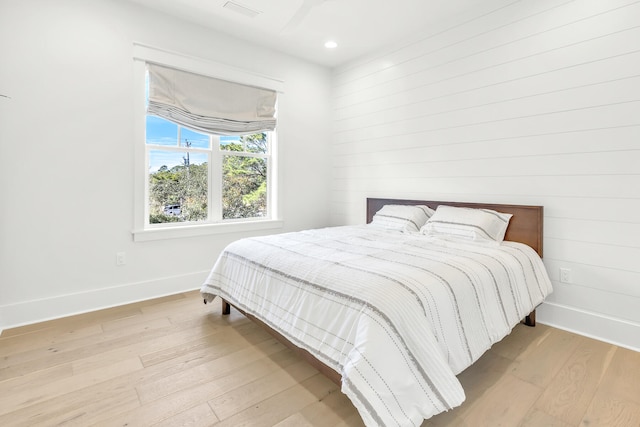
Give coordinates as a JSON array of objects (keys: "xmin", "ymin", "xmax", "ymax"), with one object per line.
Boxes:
[{"xmin": 201, "ymin": 225, "xmax": 552, "ymax": 426}]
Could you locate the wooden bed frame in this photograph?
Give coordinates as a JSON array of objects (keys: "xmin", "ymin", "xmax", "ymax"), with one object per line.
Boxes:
[
  {"xmin": 365, "ymin": 198, "xmax": 543, "ymax": 258},
  {"xmin": 216, "ymin": 198, "xmax": 544, "ymax": 386}
]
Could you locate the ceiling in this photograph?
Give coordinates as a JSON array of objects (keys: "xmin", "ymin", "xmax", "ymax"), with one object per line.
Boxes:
[{"xmin": 126, "ymin": 0, "xmax": 487, "ymax": 68}]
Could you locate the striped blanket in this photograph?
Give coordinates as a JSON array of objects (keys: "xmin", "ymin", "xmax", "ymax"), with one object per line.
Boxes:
[{"xmin": 201, "ymin": 225, "xmax": 552, "ymax": 426}]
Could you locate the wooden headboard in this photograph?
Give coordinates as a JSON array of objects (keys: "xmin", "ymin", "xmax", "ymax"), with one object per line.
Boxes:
[{"xmin": 366, "ymin": 198, "xmax": 544, "ymax": 257}]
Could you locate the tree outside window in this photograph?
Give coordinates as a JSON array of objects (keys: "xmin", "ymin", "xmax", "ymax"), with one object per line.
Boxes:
[{"xmin": 146, "ymin": 116, "xmax": 272, "ymax": 225}]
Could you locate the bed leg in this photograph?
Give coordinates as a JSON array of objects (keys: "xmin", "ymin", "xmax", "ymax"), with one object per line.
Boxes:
[
  {"xmin": 221, "ymin": 299, "xmax": 231, "ymax": 315},
  {"xmin": 524, "ymin": 310, "xmax": 536, "ymax": 327}
]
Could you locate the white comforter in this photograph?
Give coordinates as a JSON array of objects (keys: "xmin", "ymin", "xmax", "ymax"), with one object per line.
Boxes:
[{"xmin": 201, "ymin": 225, "xmax": 552, "ymax": 426}]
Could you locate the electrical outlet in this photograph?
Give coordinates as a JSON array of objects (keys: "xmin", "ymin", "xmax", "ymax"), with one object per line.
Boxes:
[
  {"xmin": 116, "ymin": 252, "xmax": 126, "ymax": 266},
  {"xmin": 559, "ymin": 268, "xmax": 571, "ymax": 284}
]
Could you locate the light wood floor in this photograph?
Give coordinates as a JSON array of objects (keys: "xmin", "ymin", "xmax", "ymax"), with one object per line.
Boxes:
[{"xmin": 1, "ymin": 291, "xmax": 639, "ymax": 426}]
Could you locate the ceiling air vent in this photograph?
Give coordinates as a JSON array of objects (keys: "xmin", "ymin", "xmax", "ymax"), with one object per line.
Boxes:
[{"xmin": 223, "ymin": 1, "xmax": 261, "ymax": 18}]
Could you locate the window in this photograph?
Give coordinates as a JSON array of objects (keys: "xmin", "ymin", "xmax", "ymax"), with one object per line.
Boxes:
[
  {"xmin": 132, "ymin": 44, "xmax": 283, "ymax": 241},
  {"xmin": 146, "ymin": 115, "xmax": 273, "ymax": 225}
]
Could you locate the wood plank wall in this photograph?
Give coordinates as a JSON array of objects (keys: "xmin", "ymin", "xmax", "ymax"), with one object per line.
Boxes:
[{"xmin": 329, "ymin": 0, "xmax": 640, "ymax": 350}]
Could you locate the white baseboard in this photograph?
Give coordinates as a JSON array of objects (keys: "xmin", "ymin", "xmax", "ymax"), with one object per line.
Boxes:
[
  {"xmin": 0, "ymin": 270, "xmax": 210, "ymax": 333},
  {"xmin": 537, "ymin": 302, "xmax": 640, "ymax": 353}
]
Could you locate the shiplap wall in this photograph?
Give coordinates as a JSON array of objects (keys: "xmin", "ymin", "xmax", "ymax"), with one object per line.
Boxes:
[{"xmin": 330, "ymin": 0, "xmax": 640, "ymax": 350}]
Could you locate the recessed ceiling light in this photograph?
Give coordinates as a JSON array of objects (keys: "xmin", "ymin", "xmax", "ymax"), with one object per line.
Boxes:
[{"xmin": 324, "ymin": 40, "xmax": 338, "ymax": 49}]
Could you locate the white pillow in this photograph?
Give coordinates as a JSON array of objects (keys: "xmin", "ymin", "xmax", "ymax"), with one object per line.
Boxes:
[
  {"xmin": 420, "ymin": 205, "xmax": 512, "ymax": 242},
  {"xmin": 370, "ymin": 204, "xmax": 435, "ymax": 233}
]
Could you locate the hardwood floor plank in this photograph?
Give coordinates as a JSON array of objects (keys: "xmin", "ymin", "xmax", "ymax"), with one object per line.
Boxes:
[
  {"xmin": 98, "ymin": 292, "xmax": 203, "ymax": 332},
  {"xmin": 0, "ymin": 357, "xmax": 142, "ymax": 417},
  {"xmin": 100, "ymin": 313, "xmax": 173, "ymax": 333},
  {"xmin": 209, "ymin": 358, "xmax": 319, "ymax": 420},
  {"xmin": 0, "ymin": 323, "xmax": 103, "ymax": 358},
  {"xmin": 0, "ymin": 386, "xmax": 140, "ymax": 427},
  {"xmin": 99, "ymin": 365, "xmax": 239, "ymax": 426},
  {"xmin": 519, "ymin": 408, "xmax": 573, "ymax": 427},
  {"xmin": 596, "ymin": 346, "xmax": 640, "ymax": 405},
  {"xmin": 272, "ymin": 413, "xmax": 316, "ymax": 427},
  {"xmin": 436, "ymin": 344, "xmax": 514, "ymax": 422},
  {"xmin": 489, "ymin": 323, "xmax": 551, "ymax": 361},
  {"xmin": 286, "ymin": 387, "xmax": 366, "ymax": 427},
  {"xmin": 103, "ymin": 347, "xmax": 299, "ymax": 427},
  {"xmin": 0, "ymin": 304, "xmax": 142, "ymax": 339},
  {"xmin": 75, "ymin": 322, "xmax": 222, "ymax": 376},
  {"xmin": 460, "ymin": 373, "xmax": 542, "ymax": 426},
  {"xmin": 136, "ymin": 338, "xmax": 286, "ymax": 404},
  {"xmin": 138, "ymin": 314, "xmax": 268, "ymax": 369},
  {"xmin": 580, "ymin": 391, "xmax": 640, "ymax": 427},
  {"xmin": 274, "ymin": 408, "xmax": 366, "ymax": 427},
  {"xmin": 422, "ymin": 409, "xmax": 470, "ymax": 426},
  {"xmin": 139, "ymin": 329, "xmax": 238, "ymax": 368},
  {"xmin": 508, "ymin": 326, "xmax": 581, "ymax": 388},
  {"xmin": 0, "ymin": 363, "xmax": 73, "ymax": 416},
  {"xmin": 151, "ymin": 402, "xmax": 219, "ymax": 427},
  {"xmin": 533, "ymin": 336, "xmax": 617, "ymax": 425},
  {"xmin": 212, "ymin": 373, "xmax": 339, "ymax": 427},
  {"xmin": 138, "ymin": 291, "xmax": 195, "ymax": 315},
  {"xmin": 0, "ymin": 316, "xmax": 218, "ymax": 381},
  {"xmin": 120, "ymin": 328, "xmax": 275, "ymax": 394},
  {"xmin": 96, "ymin": 384, "xmax": 218, "ymax": 426}
]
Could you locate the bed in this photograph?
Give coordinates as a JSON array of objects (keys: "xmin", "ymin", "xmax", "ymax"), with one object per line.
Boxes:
[{"xmin": 201, "ymin": 198, "xmax": 552, "ymax": 426}]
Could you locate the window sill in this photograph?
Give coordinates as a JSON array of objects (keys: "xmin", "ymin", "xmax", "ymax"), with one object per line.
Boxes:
[{"xmin": 132, "ymin": 219, "xmax": 284, "ymax": 242}]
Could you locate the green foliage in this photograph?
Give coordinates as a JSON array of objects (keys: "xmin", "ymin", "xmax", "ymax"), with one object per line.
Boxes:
[
  {"xmin": 148, "ymin": 162, "xmax": 208, "ymax": 223},
  {"xmin": 148, "ymin": 132, "xmax": 268, "ymax": 223},
  {"xmin": 149, "ymin": 213, "xmax": 182, "ymax": 224},
  {"xmin": 242, "ymin": 133, "xmax": 268, "ymax": 154},
  {"xmin": 222, "ymin": 133, "xmax": 267, "ymax": 219}
]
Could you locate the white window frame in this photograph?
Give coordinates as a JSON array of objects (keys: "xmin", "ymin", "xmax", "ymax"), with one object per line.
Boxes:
[{"xmin": 132, "ymin": 44, "xmax": 284, "ymax": 242}]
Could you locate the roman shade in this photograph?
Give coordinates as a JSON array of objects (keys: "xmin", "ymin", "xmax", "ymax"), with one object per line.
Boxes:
[{"xmin": 147, "ymin": 63, "xmax": 277, "ymax": 135}]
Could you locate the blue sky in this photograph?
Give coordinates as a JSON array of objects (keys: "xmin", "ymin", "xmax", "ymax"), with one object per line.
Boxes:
[{"xmin": 146, "ymin": 116, "xmax": 237, "ymax": 172}]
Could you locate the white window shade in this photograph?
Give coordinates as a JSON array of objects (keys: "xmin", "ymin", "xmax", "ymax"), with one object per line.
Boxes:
[{"xmin": 147, "ymin": 63, "xmax": 277, "ymax": 135}]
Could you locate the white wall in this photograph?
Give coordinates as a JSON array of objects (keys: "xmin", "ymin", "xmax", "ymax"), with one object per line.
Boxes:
[
  {"xmin": 0, "ymin": 0, "xmax": 332, "ymax": 330},
  {"xmin": 330, "ymin": 0, "xmax": 640, "ymax": 350}
]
